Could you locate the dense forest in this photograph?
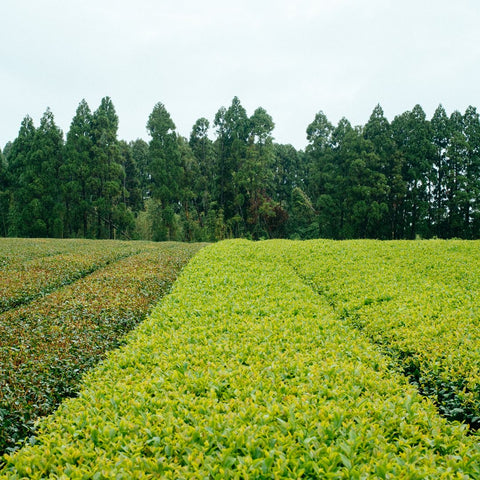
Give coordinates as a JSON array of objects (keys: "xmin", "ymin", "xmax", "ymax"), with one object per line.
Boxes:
[{"xmin": 1, "ymin": 97, "xmax": 480, "ymax": 241}]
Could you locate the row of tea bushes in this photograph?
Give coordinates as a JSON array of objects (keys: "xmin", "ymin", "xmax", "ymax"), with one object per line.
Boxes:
[
  {"xmin": 2, "ymin": 240, "xmax": 479, "ymax": 478},
  {"xmin": 0, "ymin": 241, "xmax": 204, "ymax": 456},
  {"xmin": 278, "ymin": 239, "xmax": 480, "ymax": 428},
  {"xmin": 0, "ymin": 238, "xmax": 138, "ymax": 264},
  {"xmin": 0, "ymin": 238, "xmax": 80, "ymax": 267},
  {"xmin": 0, "ymin": 239, "xmax": 147, "ymax": 313}
]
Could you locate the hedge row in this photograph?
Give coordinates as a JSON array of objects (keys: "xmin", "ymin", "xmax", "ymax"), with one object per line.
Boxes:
[
  {"xmin": 0, "ymin": 241, "xmax": 204, "ymax": 457},
  {"xmin": 2, "ymin": 240, "xmax": 479, "ymax": 478},
  {"xmin": 278, "ymin": 239, "xmax": 480, "ymax": 428},
  {"xmin": 0, "ymin": 239, "xmax": 145, "ymax": 313}
]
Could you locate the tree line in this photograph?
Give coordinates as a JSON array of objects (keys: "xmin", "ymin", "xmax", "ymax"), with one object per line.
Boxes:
[{"xmin": 1, "ymin": 97, "xmax": 480, "ymax": 241}]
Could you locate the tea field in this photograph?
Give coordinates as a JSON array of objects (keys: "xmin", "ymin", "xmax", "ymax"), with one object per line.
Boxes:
[
  {"xmin": 2, "ymin": 239, "xmax": 480, "ymax": 479},
  {"xmin": 276, "ymin": 240, "xmax": 480, "ymax": 428},
  {"xmin": 0, "ymin": 238, "xmax": 205, "ymax": 457}
]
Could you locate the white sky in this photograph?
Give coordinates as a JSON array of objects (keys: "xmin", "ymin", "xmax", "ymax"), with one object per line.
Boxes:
[{"xmin": 1, "ymin": 0, "xmax": 480, "ymax": 150}]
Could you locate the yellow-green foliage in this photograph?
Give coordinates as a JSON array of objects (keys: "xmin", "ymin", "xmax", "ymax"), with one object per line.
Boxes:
[
  {"xmin": 0, "ymin": 239, "xmax": 144, "ymax": 313},
  {"xmin": 277, "ymin": 239, "xmax": 480, "ymax": 426},
  {"xmin": 0, "ymin": 240, "xmax": 204, "ymax": 457},
  {"xmin": 2, "ymin": 240, "xmax": 479, "ymax": 478}
]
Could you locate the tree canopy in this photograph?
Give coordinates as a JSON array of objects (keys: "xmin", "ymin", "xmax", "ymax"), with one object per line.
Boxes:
[{"xmin": 2, "ymin": 98, "xmax": 480, "ymax": 240}]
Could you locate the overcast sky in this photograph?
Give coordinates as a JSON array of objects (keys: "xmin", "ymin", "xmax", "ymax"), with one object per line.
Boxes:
[{"xmin": 1, "ymin": 0, "xmax": 479, "ymax": 150}]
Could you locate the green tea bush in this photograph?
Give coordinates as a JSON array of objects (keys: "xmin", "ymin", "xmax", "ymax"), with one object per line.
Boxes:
[
  {"xmin": 0, "ymin": 240, "xmax": 203, "ymax": 457},
  {"xmin": 2, "ymin": 240, "xmax": 479, "ymax": 478},
  {"xmin": 279, "ymin": 239, "xmax": 480, "ymax": 429},
  {"xmin": 0, "ymin": 239, "xmax": 145, "ymax": 313}
]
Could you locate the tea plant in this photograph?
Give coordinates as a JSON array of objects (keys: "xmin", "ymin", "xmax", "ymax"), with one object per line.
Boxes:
[
  {"xmin": 0, "ymin": 239, "xmax": 143, "ymax": 313},
  {"xmin": 2, "ymin": 240, "xmax": 479, "ymax": 478},
  {"xmin": 279, "ymin": 239, "xmax": 480, "ymax": 429},
  {"xmin": 0, "ymin": 240, "xmax": 203, "ymax": 456}
]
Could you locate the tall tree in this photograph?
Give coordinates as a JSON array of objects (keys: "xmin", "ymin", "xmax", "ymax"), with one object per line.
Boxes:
[
  {"xmin": 272, "ymin": 143, "xmax": 304, "ymax": 207},
  {"xmin": 90, "ymin": 97, "xmax": 126, "ymax": 238},
  {"xmin": 177, "ymin": 135, "xmax": 201, "ymax": 241},
  {"xmin": 341, "ymin": 124, "xmax": 388, "ymax": 238},
  {"xmin": 213, "ymin": 97, "xmax": 249, "ymax": 232},
  {"xmin": 63, "ymin": 99, "xmax": 95, "ymax": 237},
  {"xmin": 118, "ymin": 140, "xmax": 143, "ymax": 212},
  {"xmin": 189, "ymin": 117, "xmax": 215, "ymax": 215},
  {"xmin": 0, "ymin": 148, "xmax": 8, "ymax": 236},
  {"xmin": 146, "ymin": 102, "xmax": 183, "ymax": 240},
  {"xmin": 6, "ymin": 116, "xmax": 36, "ymax": 236},
  {"xmin": 8, "ymin": 111, "xmax": 64, "ymax": 237},
  {"xmin": 241, "ymin": 107, "xmax": 277, "ymax": 237},
  {"xmin": 147, "ymin": 102, "xmax": 182, "ymax": 205},
  {"xmin": 130, "ymin": 138, "xmax": 150, "ymax": 202},
  {"xmin": 445, "ymin": 110, "xmax": 467, "ymax": 237},
  {"xmin": 364, "ymin": 104, "xmax": 405, "ymax": 238},
  {"xmin": 430, "ymin": 104, "xmax": 451, "ymax": 236},
  {"xmin": 272, "ymin": 143, "xmax": 305, "ymax": 237},
  {"xmin": 462, "ymin": 106, "xmax": 480, "ymax": 237},
  {"xmin": 391, "ymin": 105, "xmax": 434, "ymax": 238},
  {"xmin": 327, "ymin": 119, "xmax": 388, "ymax": 238},
  {"xmin": 34, "ymin": 108, "xmax": 65, "ymax": 237},
  {"xmin": 305, "ymin": 111, "xmax": 335, "ymax": 237}
]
